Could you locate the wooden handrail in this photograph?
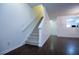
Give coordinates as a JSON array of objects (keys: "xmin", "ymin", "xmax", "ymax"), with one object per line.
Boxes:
[{"xmin": 22, "ymin": 14, "xmax": 43, "ymax": 32}]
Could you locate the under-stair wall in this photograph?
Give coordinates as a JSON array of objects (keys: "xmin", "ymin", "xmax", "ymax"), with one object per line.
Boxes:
[{"xmin": 38, "ymin": 6, "xmax": 50, "ymax": 47}]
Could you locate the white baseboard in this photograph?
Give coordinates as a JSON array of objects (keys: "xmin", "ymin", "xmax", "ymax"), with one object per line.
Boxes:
[
  {"xmin": 57, "ymin": 35, "xmax": 79, "ymax": 38},
  {"xmin": 0, "ymin": 42, "xmax": 25, "ymax": 55}
]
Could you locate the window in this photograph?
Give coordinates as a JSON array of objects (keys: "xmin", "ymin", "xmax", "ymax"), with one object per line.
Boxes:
[{"xmin": 66, "ymin": 16, "xmax": 79, "ymax": 28}]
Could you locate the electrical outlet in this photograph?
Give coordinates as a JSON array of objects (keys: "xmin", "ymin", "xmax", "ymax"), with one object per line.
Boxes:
[{"xmin": 8, "ymin": 42, "xmax": 10, "ymax": 46}]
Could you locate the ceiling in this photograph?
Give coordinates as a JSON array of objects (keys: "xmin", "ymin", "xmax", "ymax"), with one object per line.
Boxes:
[{"xmin": 28, "ymin": 3, "xmax": 79, "ymax": 19}]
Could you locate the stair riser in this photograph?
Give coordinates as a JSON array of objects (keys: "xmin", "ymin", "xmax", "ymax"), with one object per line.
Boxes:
[
  {"xmin": 26, "ymin": 38, "xmax": 39, "ymax": 44},
  {"xmin": 31, "ymin": 31, "xmax": 39, "ymax": 35},
  {"xmin": 31, "ymin": 34, "xmax": 38, "ymax": 36},
  {"xmin": 28, "ymin": 37, "xmax": 39, "ymax": 40},
  {"xmin": 32, "ymin": 30, "xmax": 39, "ymax": 33},
  {"xmin": 26, "ymin": 42, "xmax": 39, "ymax": 46}
]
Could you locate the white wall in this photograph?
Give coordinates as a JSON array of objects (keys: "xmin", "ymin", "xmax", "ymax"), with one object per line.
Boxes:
[
  {"xmin": 50, "ymin": 19, "xmax": 57, "ymax": 36},
  {"xmin": 0, "ymin": 4, "xmax": 35, "ymax": 54},
  {"xmin": 57, "ymin": 16, "xmax": 79, "ymax": 38}
]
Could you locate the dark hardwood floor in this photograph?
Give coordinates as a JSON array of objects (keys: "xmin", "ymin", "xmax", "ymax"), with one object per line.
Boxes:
[{"xmin": 5, "ymin": 36, "xmax": 79, "ymax": 55}]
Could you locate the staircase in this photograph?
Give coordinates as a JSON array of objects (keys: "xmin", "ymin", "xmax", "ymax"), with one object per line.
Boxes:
[
  {"xmin": 25, "ymin": 5, "xmax": 50, "ymax": 47},
  {"xmin": 26, "ymin": 17, "xmax": 43, "ymax": 46}
]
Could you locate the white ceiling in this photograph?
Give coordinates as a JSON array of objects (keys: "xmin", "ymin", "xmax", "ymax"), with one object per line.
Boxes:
[{"xmin": 28, "ymin": 3, "xmax": 79, "ymax": 19}]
